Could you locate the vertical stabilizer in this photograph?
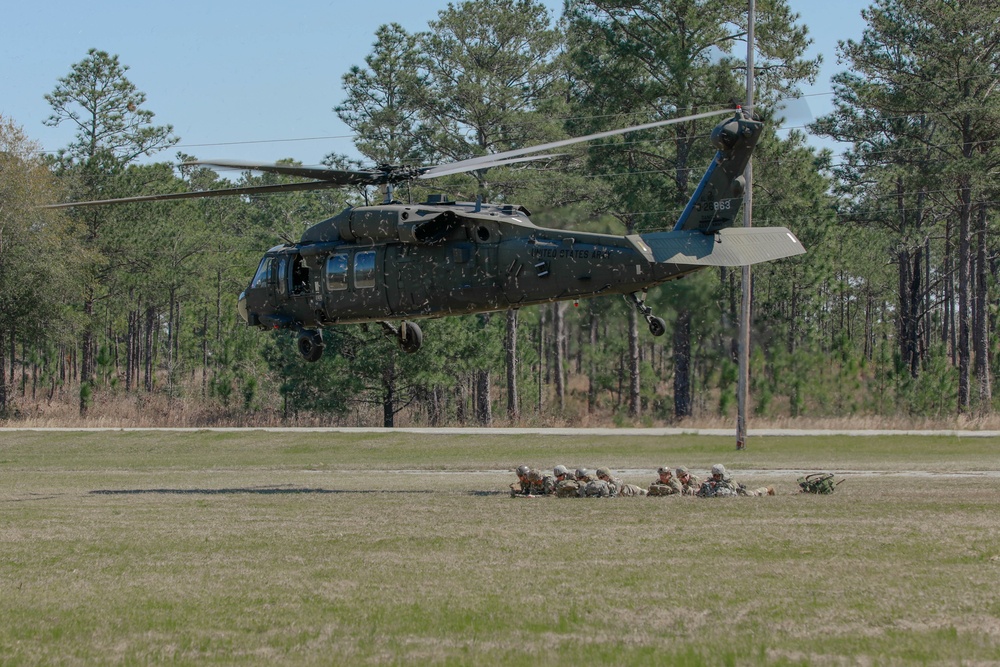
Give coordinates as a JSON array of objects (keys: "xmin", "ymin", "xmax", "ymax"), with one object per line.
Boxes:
[{"xmin": 673, "ymin": 112, "xmax": 763, "ymax": 233}]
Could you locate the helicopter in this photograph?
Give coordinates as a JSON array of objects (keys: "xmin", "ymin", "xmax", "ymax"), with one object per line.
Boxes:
[{"xmin": 50, "ymin": 107, "xmax": 805, "ymax": 362}]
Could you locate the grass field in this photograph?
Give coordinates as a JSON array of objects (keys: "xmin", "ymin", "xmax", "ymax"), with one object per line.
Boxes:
[{"xmin": 1, "ymin": 430, "xmax": 999, "ymax": 665}]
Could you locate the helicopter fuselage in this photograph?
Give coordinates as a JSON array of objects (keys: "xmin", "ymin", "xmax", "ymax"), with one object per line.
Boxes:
[
  {"xmin": 238, "ymin": 199, "xmax": 693, "ymax": 333},
  {"xmin": 234, "ymin": 112, "xmax": 806, "ymax": 360}
]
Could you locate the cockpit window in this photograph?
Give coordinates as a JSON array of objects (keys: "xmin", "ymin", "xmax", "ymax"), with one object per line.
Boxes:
[
  {"xmin": 326, "ymin": 253, "xmax": 349, "ymax": 291},
  {"xmin": 354, "ymin": 250, "xmax": 376, "ymax": 289},
  {"xmin": 250, "ymin": 257, "xmax": 273, "ymax": 289}
]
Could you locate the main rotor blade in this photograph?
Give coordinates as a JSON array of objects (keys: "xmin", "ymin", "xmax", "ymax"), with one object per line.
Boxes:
[
  {"xmin": 419, "ymin": 153, "xmax": 565, "ymax": 178},
  {"xmin": 185, "ymin": 159, "xmax": 387, "ymax": 185},
  {"xmin": 44, "ymin": 179, "xmax": 343, "ymax": 209},
  {"xmin": 418, "ymin": 108, "xmax": 732, "ymax": 180}
]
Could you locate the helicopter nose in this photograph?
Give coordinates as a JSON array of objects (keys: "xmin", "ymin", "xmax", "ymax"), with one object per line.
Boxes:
[{"xmin": 237, "ymin": 291, "xmax": 248, "ymax": 324}]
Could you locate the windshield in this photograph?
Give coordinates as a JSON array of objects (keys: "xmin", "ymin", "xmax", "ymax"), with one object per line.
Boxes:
[{"xmin": 250, "ymin": 257, "xmax": 273, "ymax": 289}]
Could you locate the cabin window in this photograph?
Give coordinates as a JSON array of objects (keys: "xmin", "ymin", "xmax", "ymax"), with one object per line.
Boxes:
[
  {"xmin": 354, "ymin": 250, "xmax": 376, "ymax": 289},
  {"xmin": 250, "ymin": 257, "xmax": 272, "ymax": 288},
  {"xmin": 325, "ymin": 253, "xmax": 349, "ymax": 291},
  {"xmin": 276, "ymin": 258, "xmax": 288, "ymax": 295}
]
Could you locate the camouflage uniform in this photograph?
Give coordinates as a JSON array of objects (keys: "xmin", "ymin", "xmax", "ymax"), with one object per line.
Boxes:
[
  {"xmin": 647, "ymin": 467, "xmax": 682, "ymax": 496},
  {"xmin": 525, "ymin": 469, "xmax": 552, "ymax": 496},
  {"xmin": 581, "ymin": 478, "xmax": 612, "ymax": 498},
  {"xmin": 594, "ymin": 468, "xmax": 647, "ymax": 497},
  {"xmin": 738, "ymin": 484, "xmax": 773, "ymax": 497},
  {"xmin": 510, "ymin": 465, "xmax": 532, "ymax": 497},
  {"xmin": 539, "ymin": 473, "xmax": 558, "ymax": 496},
  {"xmin": 616, "ymin": 480, "xmax": 648, "ymax": 497},
  {"xmin": 552, "ymin": 465, "xmax": 579, "ymax": 497},
  {"xmin": 676, "ymin": 467, "xmax": 702, "ymax": 496},
  {"xmin": 577, "ymin": 470, "xmax": 611, "ymax": 498},
  {"xmin": 696, "ymin": 464, "xmax": 771, "ymax": 498},
  {"xmin": 596, "ymin": 468, "xmax": 620, "ymax": 497},
  {"xmin": 696, "ymin": 476, "xmax": 740, "ymax": 497},
  {"xmin": 554, "ymin": 478, "xmax": 581, "ymax": 497}
]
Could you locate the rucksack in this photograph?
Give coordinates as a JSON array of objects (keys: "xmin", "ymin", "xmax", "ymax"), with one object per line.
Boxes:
[
  {"xmin": 555, "ymin": 480, "xmax": 581, "ymax": 497},
  {"xmin": 797, "ymin": 473, "xmax": 841, "ymax": 494}
]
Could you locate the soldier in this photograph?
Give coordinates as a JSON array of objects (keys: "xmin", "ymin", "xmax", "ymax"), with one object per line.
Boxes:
[
  {"xmin": 578, "ymin": 470, "xmax": 612, "ymax": 498},
  {"xmin": 523, "ymin": 469, "xmax": 549, "ymax": 496},
  {"xmin": 553, "ymin": 465, "xmax": 581, "ymax": 497},
  {"xmin": 595, "ymin": 467, "xmax": 620, "ymax": 497},
  {"xmin": 647, "ymin": 466, "xmax": 682, "ymax": 496},
  {"xmin": 697, "ymin": 464, "xmax": 773, "ymax": 498},
  {"xmin": 596, "ymin": 468, "xmax": 647, "ymax": 497},
  {"xmin": 538, "ymin": 466, "xmax": 562, "ymax": 495},
  {"xmin": 510, "ymin": 464, "xmax": 532, "ymax": 497},
  {"xmin": 675, "ymin": 466, "xmax": 701, "ymax": 496}
]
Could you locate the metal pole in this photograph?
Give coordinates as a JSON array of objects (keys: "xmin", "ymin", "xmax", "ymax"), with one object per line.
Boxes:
[{"xmin": 736, "ymin": 0, "xmax": 754, "ymax": 450}]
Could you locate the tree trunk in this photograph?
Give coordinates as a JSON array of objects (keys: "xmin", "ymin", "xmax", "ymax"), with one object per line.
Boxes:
[
  {"xmin": 382, "ymin": 356, "xmax": 396, "ymax": 428},
  {"xmin": 475, "ymin": 370, "xmax": 492, "ymax": 425},
  {"xmin": 202, "ymin": 308, "xmax": 209, "ymax": 398},
  {"xmin": 924, "ymin": 236, "xmax": 932, "ymax": 364},
  {"xmin": 537, "ymin": 307, "xmax": 545, "ymax": 414},
  {"xmin": 975, "ymin": 203, "xmax": 991, "ymax": 413},
  {"xmin": 505, "ymin": 309, "xmax": 519, "ymax": 420},
  {"xmin": 587, "ymin": 306, "xmax": 598, "ymax": 414},
  {"xmin": 673, "ymin": 309, "xmax": 692, "ymax": 418},
  {"xmin": 0, "ymin": 328, "xmax": 7, "ymax": 414},
  {"xmin": 82, "ymin": 289, "xmax": 95, "ymax": 385},
  {"xmin": 144, "ymin": 305, "xmax": 155, "ymax": 392},
  {"xmin": 429, "ymin": 386, "xmax": 442, "ymax": 426},
  {"xmin": 628, "ymin": 307, "xmax": 640, "ymax": 418},
  {"xmin": 126, "ymin": 308, "xmax": 135, "ymax": 392},
  {"xmin": 957, "ymin": 181, "xmax": 972, "ymax": 412},
  {"xmin": 898, "ymin": 246, "xmax": 922, "ymax": 379},
  {"xmin": 554, "ymin": 302, "xmax": 566, "ymax": 413},
  {"xmin": 8, "ymin": 325, "xmax": 15, "ymax": 390}
]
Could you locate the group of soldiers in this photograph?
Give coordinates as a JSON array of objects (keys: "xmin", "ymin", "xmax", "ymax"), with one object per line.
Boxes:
[{"xmin": 510, "ymin": 463, "xmax": 774, "ymax": 498}]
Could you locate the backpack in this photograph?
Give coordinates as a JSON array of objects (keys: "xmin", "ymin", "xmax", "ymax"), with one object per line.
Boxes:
[
  {"xmin": 555, "ymin": 480, "xmax": 581, "ymax": 497},
  {"xmin": 797, "ymin": 473, "xmax": 841, "ymax": 494}
]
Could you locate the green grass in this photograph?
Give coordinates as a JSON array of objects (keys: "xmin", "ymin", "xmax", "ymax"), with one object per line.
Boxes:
[{"xmin": 1, "ymin": 431, "xmax": 999, "ymax": 665}]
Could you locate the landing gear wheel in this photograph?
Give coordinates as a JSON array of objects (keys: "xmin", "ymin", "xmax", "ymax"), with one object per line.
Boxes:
[
  {"xmin": 625, "ymin": 291, "xmax": 666, "ymax": 338},
  {"xmin": 648, "ymin": 316, "xmax": 666, "ymax": 337},
  {"xmin": 296, "ymin": 329, "xmax": 325, "ymax": 362},
  {"xmin": 399, "ymin": 321, "xmax": 423, "ymax": 354}
]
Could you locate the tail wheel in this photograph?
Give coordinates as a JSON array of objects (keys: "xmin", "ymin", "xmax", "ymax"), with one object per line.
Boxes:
[
  {"xmin": 297, "ymin": 329, "xmax": 325, "ymax": 362},
  {"xmin": 648, "ymin": 316, "xmax": 667, "ymax": 337},
  {"xmin": 399, "ymin": 321, "xmax": 423, "ymax": 354}
]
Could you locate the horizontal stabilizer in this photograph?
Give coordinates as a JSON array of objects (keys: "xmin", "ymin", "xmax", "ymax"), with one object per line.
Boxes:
[{"xmin": 640, "ymin": 227, "xmax": 805, "ymax": 267}]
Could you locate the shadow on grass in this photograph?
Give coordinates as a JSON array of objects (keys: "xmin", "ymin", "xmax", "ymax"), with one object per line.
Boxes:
[{"xmin": 90, "ymin": 486, "xmax": 436, "ymax": 495}]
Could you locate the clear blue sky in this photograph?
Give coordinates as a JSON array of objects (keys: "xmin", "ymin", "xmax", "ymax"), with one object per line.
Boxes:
[{"xmin": 2, "ymin": 0, "xmax": 870, "ymax": 167}]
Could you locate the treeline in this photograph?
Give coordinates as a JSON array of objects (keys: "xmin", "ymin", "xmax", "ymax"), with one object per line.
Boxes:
[{"xmin": 1, "ymin": 0, "xmax": 999, "ymax": 427}]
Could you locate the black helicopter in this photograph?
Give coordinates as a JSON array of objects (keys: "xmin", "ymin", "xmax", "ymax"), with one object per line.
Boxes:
[{"xmin": 51, "ymin": 108, "xmax": 804, "ymax": 362}]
